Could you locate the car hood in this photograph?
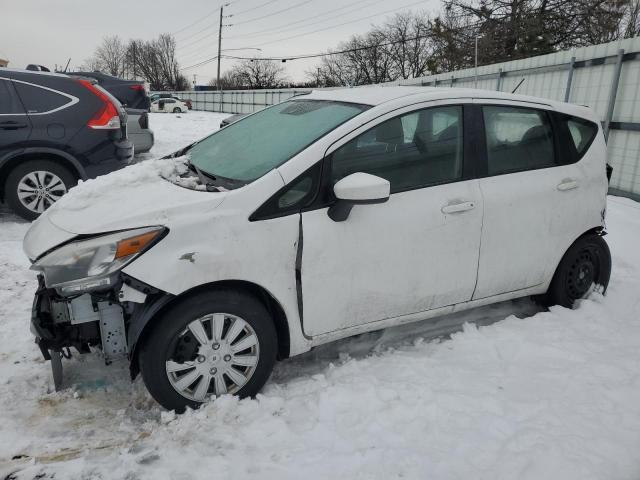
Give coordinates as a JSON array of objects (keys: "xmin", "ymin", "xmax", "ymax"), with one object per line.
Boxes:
[{"xmin": 23, "ymin": 158, "xmax": 226, "ymax": 261}]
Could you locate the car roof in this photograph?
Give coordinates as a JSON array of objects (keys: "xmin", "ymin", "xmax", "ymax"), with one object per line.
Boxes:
[
  {"xmin": 0, "ymin": 68, "xmax": 72, "ymax": 80},
  {"xmin": 301, "ymin": 85, "xmax": 597, "ymax": 121}
]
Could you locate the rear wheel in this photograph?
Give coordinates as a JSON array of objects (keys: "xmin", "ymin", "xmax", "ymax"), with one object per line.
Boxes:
[
  {"xmin": 4, "ymin": 160, "xmax": 77, "ymax": 220},
  {"xmin": 542, "ymin": 233, "xmax": 611, "ymax": 308},
  {"xmin": 139, "ymin": 290, "xmax": 278, "ymax": 412}
]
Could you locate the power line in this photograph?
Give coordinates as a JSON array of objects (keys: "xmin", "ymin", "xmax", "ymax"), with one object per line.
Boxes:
[
  {"xmin": 225, "ymin": 0, "xmax": 388, "ymax": 40},
  {"xmin": 232, "ymin": 0, "xmax": 315, "ymax": 26},
  {"xmin": 176, "ymin": 23, "xmax": 216, "ymax": 44},
  {"xmin": 237, "ymin": 0, "xmax": 427, "ymax": 48},
  {"xmin": 177, "ymin": 0, "xmax": 386, "ymax": 59},
  {"xmin": 177, "ymin": 29, "xmax": 220, "ymax": 52},
  {"xmin": 179, "ymin": 0, "xmax": 381, "ymax": 60},
  {"xmin": 173, "ymin": 1, "xmax": 235, "ymax": 36},
  {"xmin": 181, "ymin": 30, "xmax": 433, "ymax": 70},
  {"xmin": 229, "ymin": 33, "xmax": 434, "ymax": 61},
  {"xmin": 230, "ymin": 0, "xmax": 280, "ymax": 17},
  {"xmin": 182, "ymin": 56, "xmax": 220, "ymax": 71}
]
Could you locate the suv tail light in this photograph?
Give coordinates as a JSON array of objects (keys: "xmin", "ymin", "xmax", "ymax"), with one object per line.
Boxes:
[
  {"xmin": 77, "ymin": 79, "xmax": 121, "ymax": 130},
  {"xmin": 129, "ymin": 84, "xmax": 145, "ymax": 91}
]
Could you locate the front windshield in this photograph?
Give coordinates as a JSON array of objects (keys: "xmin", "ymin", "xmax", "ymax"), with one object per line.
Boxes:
[{"xmin": 188, "ymin": 99, "xmax": 369, "ymax": 184}]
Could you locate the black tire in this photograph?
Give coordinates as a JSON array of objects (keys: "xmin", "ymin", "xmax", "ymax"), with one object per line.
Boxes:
[
  {"xmin": 173, "ymin": 107, "xmax": 181, "ymax": 113},
  {"xmin": 4, "ymin": 160, "xmax": 77, "ymax": 221},
  {"xmin": 542, "ymin": 233, "xmax": 611, "ymax": 308},
  {"xmin": 138, "ymin": 289, "xmax": 278, "ymax": 412}
]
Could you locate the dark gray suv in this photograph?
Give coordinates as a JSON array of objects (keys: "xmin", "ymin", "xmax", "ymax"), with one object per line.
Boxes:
[{"xmin": 0, "ymin": 69, "xmax": 133, "ymax": 220}]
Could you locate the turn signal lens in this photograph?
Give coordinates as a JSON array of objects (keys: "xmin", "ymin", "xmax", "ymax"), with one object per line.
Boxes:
[{"xmin": 115, "ymin": 231, "xmax": 162, "ymax": 259}]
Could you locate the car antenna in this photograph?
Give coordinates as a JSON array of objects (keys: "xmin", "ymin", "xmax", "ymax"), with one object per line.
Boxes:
[
  {"xmin": 63, "ymin": 58, "xmax": 71, "ymax": 73},
  {"xmin": 511, "ymin": 78, "xmax": 525, "ymax": 94}
]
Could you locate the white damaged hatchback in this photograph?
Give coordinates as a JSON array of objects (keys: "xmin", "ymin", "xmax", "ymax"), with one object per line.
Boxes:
[{"xmin": 24, "ymin": 86, "xmax": 612, "ymax": 411}]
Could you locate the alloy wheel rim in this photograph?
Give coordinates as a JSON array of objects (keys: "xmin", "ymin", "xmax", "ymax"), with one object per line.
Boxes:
[
  {"xmin": 166, "ymin": 313, "xmax": 260, "ymax": 402},
  {"xmin": 17, "ymin": 171, "xmax": 67, "ymax": 213}
]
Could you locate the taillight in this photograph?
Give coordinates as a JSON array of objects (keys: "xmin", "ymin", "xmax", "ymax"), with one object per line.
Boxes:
[
  {"xmin": 77, "ymin": 79, "xmax": 121, "ymax": 130},
  {"xmin": 130, "ymin": 84, "xmax": 145, "ymax": 91}
]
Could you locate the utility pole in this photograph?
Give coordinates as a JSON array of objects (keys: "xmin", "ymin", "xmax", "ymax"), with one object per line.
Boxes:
[
  {"xmin": 217, "ymin": 6, "xmax": 224, "ymax": 91},
  {"xmin": 132, "ymin": 42, "xmax": 137, "ymax": 80}
]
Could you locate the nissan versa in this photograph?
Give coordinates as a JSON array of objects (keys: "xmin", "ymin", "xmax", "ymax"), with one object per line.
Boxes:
[{"xmin": 24, "ymin": 86, "xmax": 612, "ymax": 411}]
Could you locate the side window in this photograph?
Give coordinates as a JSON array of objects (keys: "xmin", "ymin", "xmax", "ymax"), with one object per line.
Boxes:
[
  {"xmin": 250, "ymin": 162, "xmax": 322, "ymax": 221},
  {"xmin": 331, "ymin": 105, "xmax": 463, "ymax": 193},
  {"xmin": 482, "ymin": 106, "xmax": 555, "ymax": 175},
  {"xmin": 0, "ymin": 80, "xmax": 25, "ymax": 114},
  {"xmin": 13, "ymin": 82, "xmax": 72, "ymax": 114},
  {"xmin": 566, "ymin": 117, "xmax": 598, "ymax": 159}
]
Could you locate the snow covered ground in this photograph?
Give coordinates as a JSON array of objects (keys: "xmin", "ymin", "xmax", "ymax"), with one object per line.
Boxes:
[{"xmin": 1, "ymin": 112, "xmax": 640, "ymax": 480}]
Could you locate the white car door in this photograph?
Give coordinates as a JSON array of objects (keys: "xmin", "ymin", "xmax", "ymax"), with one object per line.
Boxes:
[
  {"xmin": 472, "ymin": 101, "xmax": 599, "ymax": 299},
  {"xmin": 300, "ymin": 102, "xmax": 484, "ymax": 337}
]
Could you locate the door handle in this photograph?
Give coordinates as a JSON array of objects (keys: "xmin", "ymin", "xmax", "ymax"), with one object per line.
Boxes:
[
  {"xmin": 0, "ymin": 121, "xmax": 28, "ymax": 130},
  {"xmin": 557, "ymin": 179, "xmax": 579, "ymax": 191},
  {"xmin": 441, "ymin": 201, "xmax": 476, "ymax": 214}
]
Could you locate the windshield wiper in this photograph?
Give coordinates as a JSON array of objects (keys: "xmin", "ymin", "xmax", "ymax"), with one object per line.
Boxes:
[
  {"xmin": 187, "ymin": 159, "xmax": 221, "ymax": 191},
  {"xmin": 186, "ymin": 157, "xmax": 248, "ymax": 191}
]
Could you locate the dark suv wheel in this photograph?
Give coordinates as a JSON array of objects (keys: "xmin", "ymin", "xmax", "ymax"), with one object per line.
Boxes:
[
  {"xmin": 542, "ymin": 233, "xmax": 612, "ymax": 308},
  {"xmin": 4, "ymin": 160, "xmax": 77, "ymax": 220}
]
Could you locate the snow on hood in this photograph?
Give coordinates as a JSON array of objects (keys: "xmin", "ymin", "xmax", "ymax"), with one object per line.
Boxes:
[{"xmin": 44, "ymin": 157, "xmax": 225, "ymax": 235}]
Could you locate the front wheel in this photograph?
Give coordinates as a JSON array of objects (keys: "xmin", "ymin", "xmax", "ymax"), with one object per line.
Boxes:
[
  {"xmin": 138, "ymin": 290, "xmax": 278, "ymax": 412},
  {"xmin": 173, "ymin": 107, "xmax": 181, "ymax": 113},
  {"xmin": 542, "ymin": 233, "xmax": 611, "ymax": 308}
]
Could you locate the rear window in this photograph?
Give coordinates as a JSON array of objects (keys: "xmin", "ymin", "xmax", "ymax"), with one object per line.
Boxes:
[
  {"xmin": 13, "ymin": 82, "xmax": 72, "ymax": 114},
  {"xmin": 566, "ymin": 117, "xmax": 598, "ymax": 158}
]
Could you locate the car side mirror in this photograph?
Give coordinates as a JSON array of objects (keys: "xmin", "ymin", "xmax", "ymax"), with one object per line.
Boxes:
[{"xmin": 328, "ymin": 172, "xmax": 390, "ymax": 222}]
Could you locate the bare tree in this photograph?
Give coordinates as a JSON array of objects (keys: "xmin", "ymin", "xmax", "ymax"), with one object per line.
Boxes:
[
  {"xmin": 436, "ymin": 0, "xmax": 628, "ymax": 67},
  {"xmin": 229, "ymin": 59, "xmax": 287, "ymax": 89},
  {"xmin": 311, "ymin": 12, "xmax": 434, "ymax": 86},
  {"xmin": 93, "ymin": 36, "xmax": 127, "ymax": 76},
  {"xmin": 385, "ymin": 12, "xmax": 433, "ymax": 79},
  {"xmin": 84, "ymin": 34, "xmax": 186, "ymax": 90},
  {"xmin": 207, "ymin": 71, "xmax": 242, "ymax": 89},
  {"xmin": 618, "ymin": 0, "xmax": 640, "ymax": 38}
]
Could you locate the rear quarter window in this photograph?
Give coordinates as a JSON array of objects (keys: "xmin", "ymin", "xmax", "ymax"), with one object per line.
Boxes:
[
  {"xmin": 566, "ymin": 117, "xmax": 598, "ymax": 158},
  {"xmin": 13, "ymin": 82, "xmax": 73, "ymax": 114}
]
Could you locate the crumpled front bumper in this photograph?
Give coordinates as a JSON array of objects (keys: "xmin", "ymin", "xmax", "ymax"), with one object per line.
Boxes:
[{"xmin": 30, "ymin": 275, "xmax": 99, "ymax": 359}]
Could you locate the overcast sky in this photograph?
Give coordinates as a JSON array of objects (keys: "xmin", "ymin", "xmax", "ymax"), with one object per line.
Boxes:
[{"xmin": 2, "ymin": 0, "xmax": 439, "ymax": 85}]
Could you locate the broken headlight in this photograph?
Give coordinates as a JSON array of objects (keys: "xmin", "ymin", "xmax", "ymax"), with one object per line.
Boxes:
[{"xmin": 31, "ymin": 227, "xmax": 165, "ymax": 295}]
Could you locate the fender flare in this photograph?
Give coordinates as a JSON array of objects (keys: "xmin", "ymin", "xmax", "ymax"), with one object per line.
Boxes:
[{"xmin": 0, "ymin": 147, "xmax": 87, "ymax": 180}]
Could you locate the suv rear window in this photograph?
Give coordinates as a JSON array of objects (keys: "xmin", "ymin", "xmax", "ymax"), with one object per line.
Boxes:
[{"xmin": 13, "ymin": 82, "xmax": 72, "ymax": 114}]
